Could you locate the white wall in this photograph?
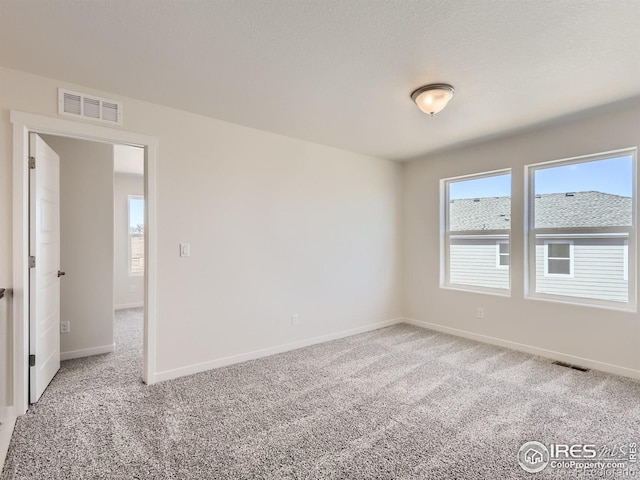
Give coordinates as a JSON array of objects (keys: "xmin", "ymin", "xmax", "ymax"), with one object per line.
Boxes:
[
  {"xmin": 404, "ymin": 105, "xmax": 640, "ymax": 375},
  {"xmin": 41, "ymin": 135, "xmax": 115, "ymax": 359},
  {"xmin": 0, "ymin": 66, "xmax": 402, "ymax": 394},
  {"xmin": 0, "ymin": 73, "xmax": 13, "ymax": 416},
  {"xmin": 114, "ymin": 173, "xmax": 144, "ymax": 309},
  {"xmin": 0, "ymin": 289, "xmax": 10, "ymax": 416}
]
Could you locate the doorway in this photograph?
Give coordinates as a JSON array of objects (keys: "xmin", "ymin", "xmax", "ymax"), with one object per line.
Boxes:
[
  {"xmin": 28, "ymin": 135, "xmax": 147, "ymax": 403},
  {"xmin": 11, "ymin": 111, "xmax": 158, "ymax": 415}
]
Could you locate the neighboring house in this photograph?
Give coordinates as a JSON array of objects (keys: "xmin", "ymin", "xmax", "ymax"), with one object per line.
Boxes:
[{"xmin": 449, "ymin": 191, "xmax": 631, "ymax": 302}]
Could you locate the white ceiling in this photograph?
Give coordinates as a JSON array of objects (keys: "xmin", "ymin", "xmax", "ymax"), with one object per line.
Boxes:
[
  {"xmin": 114, "ymin": 144, "xmax": 144, "ymax": 175},
  {"xmin": 1, "ymin": 0, "xmax": 639, "ymax": 161}
]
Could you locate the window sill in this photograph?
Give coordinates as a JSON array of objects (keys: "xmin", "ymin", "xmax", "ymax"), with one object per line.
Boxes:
[
  {"xmin": 441, "ymin": 284, "xmax": 511, "ymax": 298},
  {"xmin": 525, "ymin": 293, "xmax": 636, "ymax": 313}
]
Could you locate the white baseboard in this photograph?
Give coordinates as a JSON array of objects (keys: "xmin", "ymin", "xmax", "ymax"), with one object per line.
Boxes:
[
  {"xmin": 403, "ymin": 317, "xmax": 640, "ymax": 381},
  {"xmin": 114, "ymin": 303, "xmax": 143, "ymax": 310},
  {"xmin": 154, "ymin": 318, "xmax": 403, "ymax": 383},
  {"xmin": 0, "ymin": 407, "xmax": 16, "ymax": 472},
  {"xmin": 61, "ymin": 343, "xmax": 115, "ymax": 361}
]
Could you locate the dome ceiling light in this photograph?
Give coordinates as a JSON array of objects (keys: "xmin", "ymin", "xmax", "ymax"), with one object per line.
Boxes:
[{"xmin": 411, "ymin": 83, "xmax": 455, "ymax": 116}]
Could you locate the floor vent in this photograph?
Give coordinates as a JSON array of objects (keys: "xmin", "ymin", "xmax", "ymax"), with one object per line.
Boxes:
[
  {"xmin": 58, "ymin": 88, "xmax": 123, "ymax": 126},
  {"xmin": 553, "ymin": 360, "xmax": 589, "ymax": 372}
]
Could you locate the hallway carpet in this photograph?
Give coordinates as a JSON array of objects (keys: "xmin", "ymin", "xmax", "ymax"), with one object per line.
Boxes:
[{"xmin": 2, "ymin": 309, "xmax": 640, "ymax": 479}]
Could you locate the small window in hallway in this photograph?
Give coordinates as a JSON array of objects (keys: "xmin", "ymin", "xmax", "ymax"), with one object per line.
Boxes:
[{"xmin": 128, "ymin": 196, "xmax": 144, "ymax": 275}]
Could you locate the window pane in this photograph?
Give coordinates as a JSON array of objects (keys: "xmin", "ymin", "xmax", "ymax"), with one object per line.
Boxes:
[
  {"xmin": 548, "ymin": 243, "xmax": 570, "ymax": 258},
  {"xmin": 450, "ymin": 237, "xmax": 509, "ymax": 289},
  {"xmin": 532, "ymin": 152, "xmax": 634, "ymax": 305},
  {"xmin": 446, "ymin": 172, "xmax": 511, "ymax": 291},
  {"xmin": 449, "ymin": 173, "xmax": 511, "ymax": 232},
  {"xmin": 129, "ymin": 197, "xmax": 145, "ymax": 275},
  {"xmin": 534, "ymin": 155, "xmax": 632, "ymax": 229},
  {"xmin": 548, "ymin": 258, "xmax": 570, "ymax": 275},
  {"xmin": 535, "ymin": 235, "xmax": 629, "ymax": 303}
]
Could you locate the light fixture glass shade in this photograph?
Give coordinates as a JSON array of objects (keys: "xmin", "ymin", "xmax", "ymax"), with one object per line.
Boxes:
[{"xmin": 411, "ymin": 84, "xmax": 455, "ymax": 116}]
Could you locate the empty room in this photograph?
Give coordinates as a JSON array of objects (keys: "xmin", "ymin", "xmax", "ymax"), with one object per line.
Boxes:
[{"xmin": 0, "ymin": 1, "xmax": 639, "ymax": 479}]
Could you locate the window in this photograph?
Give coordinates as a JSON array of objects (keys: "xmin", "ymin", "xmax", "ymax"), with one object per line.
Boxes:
[
  {"xmin": 443, "ymin": 170, "xmax": 511, "ymax": 293},
  {"xmin": 544, "ymin": 241, "xmax": 573, "ymax": 276},
  {"xmin": 496, "ymin": 241, "xmax": 509, "ymax": 268},
  {"xmin": 128, "ymin": 196, "xmax": 144, "ymax": 276},
  {"xmin": 527, "ymin": 149, "xmax": 636, "ymax": 307}
]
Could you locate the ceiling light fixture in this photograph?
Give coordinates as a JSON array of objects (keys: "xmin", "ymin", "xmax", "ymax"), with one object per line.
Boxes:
[{"xmin": 411, "ymin": 83, "xmax": 455, "ymax": 116}]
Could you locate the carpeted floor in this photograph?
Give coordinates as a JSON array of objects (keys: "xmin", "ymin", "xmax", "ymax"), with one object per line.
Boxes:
[{"xmin": 2, "ymin": 309, "xmax": 640, "ymax": 479}]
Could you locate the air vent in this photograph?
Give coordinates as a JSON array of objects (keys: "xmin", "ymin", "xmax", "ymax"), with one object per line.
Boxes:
[
  {"xmin": 552, "ymin": 360, "xmax": 589, "ymax": 372},
  {"xmin": 63, "ymin": 92, "xmax": 82, "ymax": 115},
  {"xmin": 83, "ymin": 97, "xmax": 100, "ymax": 119},
  {"xmin": 58, "ymin": 88, "xmax": 123, "ymax": 125},
  {"xmin": 102, "ymin": 102, "xmax": 119, "ymax": 123}
]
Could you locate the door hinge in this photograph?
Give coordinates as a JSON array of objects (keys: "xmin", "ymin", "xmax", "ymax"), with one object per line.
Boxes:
[
  {"xmin": 29, "ymin": 354, "xmax": 36, "ymax": 367},
  {"xmin": 29, "ymin": 156, "xmax": 36, "ymax": 169},
  {"xmin": 29, "ymin": 256, "xmax": 36, "ymax": 268}
]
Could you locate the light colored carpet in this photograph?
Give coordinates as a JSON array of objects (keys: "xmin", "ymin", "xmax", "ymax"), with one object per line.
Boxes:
[{"xmin": 2, "ymin": 309, "xmax": 640, "ymax": 479}]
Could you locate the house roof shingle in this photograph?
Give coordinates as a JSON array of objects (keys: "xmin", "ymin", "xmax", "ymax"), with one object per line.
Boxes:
[{"xmin": 449, "ymin": 191, "xmax": 632, "ymax": 231}]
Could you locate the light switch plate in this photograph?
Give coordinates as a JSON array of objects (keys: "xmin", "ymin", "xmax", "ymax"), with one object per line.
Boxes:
[{"xmin": 180, "ymin": 243, "xmax": 190, "ymax": 257}]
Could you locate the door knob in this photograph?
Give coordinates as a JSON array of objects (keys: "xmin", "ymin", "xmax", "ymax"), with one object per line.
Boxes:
[{"xmin": 57, "ymin": 270, "xmax": 66, "ymax": 278}]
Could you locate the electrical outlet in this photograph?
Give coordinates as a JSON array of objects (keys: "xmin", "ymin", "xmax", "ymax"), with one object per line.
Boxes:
[
  {"xmin": 476, "ymin": 307, "xmax": 484, "ymax": 319},
  {"xmin": 60, "ymin": 321, "xmax": 70, "ymax": 334},
  {"xmin": 291, "ymin": 313, "xmax": 299, "ymax": 326}
]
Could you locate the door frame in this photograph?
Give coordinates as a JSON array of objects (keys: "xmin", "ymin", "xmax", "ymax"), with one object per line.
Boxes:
[{"xmin": 11, "ymin": 111, "xmax": 158, "ymax": 415}]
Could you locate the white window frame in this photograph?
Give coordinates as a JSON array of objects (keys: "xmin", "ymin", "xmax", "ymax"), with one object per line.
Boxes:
[
  {"xmin": 496, "ymin": 240, "xmax": 510, "ymax": 269},
  {"xmin": 543, "ymin": 240, "xmax": 574, "ymax": 277},
  {"xmin": 441, "ymin": 169, "xmax": 511, "ymax": 295},
  {"xmin": 128, "ymin": 195, "xmax": 145, "ymax": 277},
  {"xmin": 525, "ymin": 148, "xmax": 637, "ymax": 310}
]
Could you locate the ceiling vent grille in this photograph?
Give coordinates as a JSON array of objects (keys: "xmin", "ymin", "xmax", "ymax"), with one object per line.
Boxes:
[{"xmin": 58, "ymin": 88, "xmax": 123, "ymax": 125}]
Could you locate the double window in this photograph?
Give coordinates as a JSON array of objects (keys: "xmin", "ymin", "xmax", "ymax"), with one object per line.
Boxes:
[
  {"xmin": 496, "ymin": 241, "xmax": 510, "ymax": 268},
  {"xmin": 442, "ymin": 148, "xmax": 637, "ymax": 310},
  {"xmin": 543, "ymin": 241, "xmax": 573, "ymax": 277}
]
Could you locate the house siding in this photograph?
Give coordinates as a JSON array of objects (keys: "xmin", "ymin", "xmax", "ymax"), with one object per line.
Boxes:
[
  {"xmin": 450, "ymin": 237, "xmax": 628, "ymax": 302},
  {"xmin": 535, "ymin": 238, "xmax": 628, "ymax": 303},
  {"xmin": 450, "ymin": 239, "xmax": 510, "ymax": 290}
]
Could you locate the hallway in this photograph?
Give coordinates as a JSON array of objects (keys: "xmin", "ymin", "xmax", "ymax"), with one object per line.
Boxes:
[{"xmin": 2, "ymin": 309, "xmax": 144, "ymax": 479}]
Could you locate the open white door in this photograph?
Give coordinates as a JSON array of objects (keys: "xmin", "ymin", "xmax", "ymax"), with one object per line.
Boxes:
[{"xmin": 29, "ymin": 133, "xmax": 61, "ymax": 403}]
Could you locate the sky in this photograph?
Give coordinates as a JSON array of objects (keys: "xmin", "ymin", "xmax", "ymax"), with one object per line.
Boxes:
[
  {"xmin": 129, "ymin": 197, "xmax": 144, "ymax": 228},
  {"xmin": 449, "ymin": 155, "xmax": 633, "ymax": 199}
]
